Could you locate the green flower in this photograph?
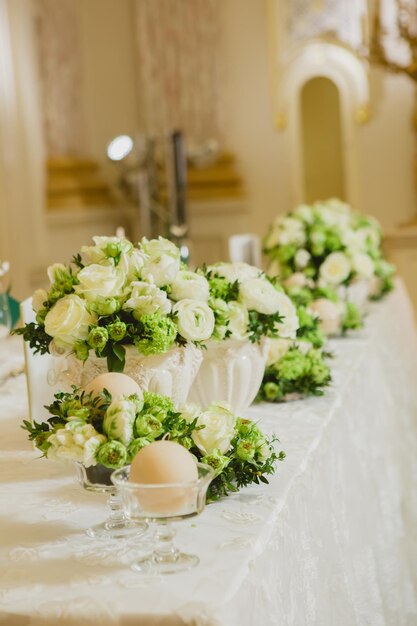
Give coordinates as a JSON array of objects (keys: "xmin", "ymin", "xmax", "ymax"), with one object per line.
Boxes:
[
  {"xmin": 135, "ymin": 413, "xmax": 165, "ymax": 439},
  {"xmin": 310, "ymin": 360, "xmax": 331, "ymax": 384},
  {"xmin": 88, "ymin": 327, "xmax": 108, "ymax": 352},
  {"xmin": 73, "ymin": 341, "xmax": 89, "ymax": 361},
  {"xmin": 90, "ymin": 297, "xmax": 120, "ymax": 316},
  {"xmin": 201, "ymin": 450, "xmax": 230, "ymax": 477},
  {"xmin": 263, "ymin": 382, "xmax": 281, "ymax": 401},
  {"xmin": 278, "ymin": 350, "xmax": 309, "ymax": 380},
  {"xmin": 107, "ymin": 321, "xmax": 127, "ymax": 342},
  {"xmin": 134, "ymin": 313, "xmax": 176, "ymax": 355},
  {"xmin": 236, "ymin": 439, "xmax": 256, "ymax": 461},
  {"xmin": 143, "ymin": 391, "xmax": 174, "ymax": 414},
  {"xmin": 343, "ymin": 302, "xmax": 362, "ymax": 331},
  {"xmin": 96, "ymin": 440, "xmax": 128, "ymax": 468},
  {"xmin": 127, "ymin": 437, "xmax": 152, "ymax": 461}
]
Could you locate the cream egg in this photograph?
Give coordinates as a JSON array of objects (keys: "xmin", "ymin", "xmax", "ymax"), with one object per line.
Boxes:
[
  {"xmin": 83, "ymin": 372, "xmax": 142, "ymax": 400},
  {"xmin": 129, "ymin": 440, "xmax": 198, "ymax": 516}
]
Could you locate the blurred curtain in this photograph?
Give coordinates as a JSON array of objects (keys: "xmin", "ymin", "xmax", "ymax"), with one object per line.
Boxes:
[
  {"xmin": 134, "ymin": 0, "xmax": 222, "ymax": 147},
  {"xmin": 0, "ymin": 0, "xmax": 45, "ymax": 298}
]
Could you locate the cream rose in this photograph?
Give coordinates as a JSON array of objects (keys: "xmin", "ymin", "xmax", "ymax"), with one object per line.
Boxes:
[
  {"xmin": 192, "ymin": 402, "xmax": 236, "ymax": 455},
  {"xmin": 75, "ymin": 264, "xmax": 125, "ymax": 302},
  {"xmin": 47, "ymin": 263, "xmax": 67, "ymax": 284},
  {"xmin": 273, "ymin": 292, "xmax": 299, "ymax": 339},
  {"xmin": 309, "ymin": 298, "xmax": 344, "ymax": 336},
  {"xmin": 170, "ymin": 270, "xmax": 210, "ymax": 302},
  {"xmin": 284, "ymin": 272, "xmax": 309, "ymax": 288},
  {"xmin": 81, "ymin": 236, "xmax": 133, "ymax": 265},
  {"xmin": 140, "ymin": 236, "xmax": 180, "ymax": 286},
  {"xmin": 208, "ymin": 262, "xmax": 260, "ymax": 283},
  {"xmin": 173, "ymin": 299, "xmax": 215, "ymax": 341},
  {"xmin": 265, "ymin": 337, "xmax": 291, "ymax": 366},
  {"xmin": 32, "ymin": 288, "xmax": 48, "ymax": 313},
  {"xmin": 123, "ymin": 281, "xmax": 171, "ymax": 318},
  {"xmin": 239, "ymin": 277, "xmax": 283, "ymax": 315},
  {"xmin": 226, "ymin": 301, "xmax": 249, "ymax": 340},
  {"xmin": 351, "ymin": 252, "xmax": 374, "ymax": 279},
  {"xmin": 295, "ymin": 249, "xmax": 311, "ymax": 269},
  {"xmin": 319, "ymin": 252, "xmax": 351, "ymax": 286},
  {"xmin": 44, "ymin": 294, "xmax": 97, "ymax": 348}
]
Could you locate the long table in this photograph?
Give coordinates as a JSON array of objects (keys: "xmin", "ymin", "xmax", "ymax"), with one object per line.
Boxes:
[{"xmin": 0, "ymin": 281, "xmax": 416, "ymax": 626}]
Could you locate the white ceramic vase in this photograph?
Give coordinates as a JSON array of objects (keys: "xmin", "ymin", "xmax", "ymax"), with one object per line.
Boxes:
[
  {"xmin": 188, "ymin": 338, "xmax": 268, "ymax": 413},
  {"xmin": 65, "ymin": 344, "xmax": 203, "ymax": 405}
]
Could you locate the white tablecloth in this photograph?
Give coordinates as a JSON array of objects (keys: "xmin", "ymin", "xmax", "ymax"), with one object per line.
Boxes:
[{"xmin": 0, "ymin": 281, "xmax": 416, "ymax": 626}]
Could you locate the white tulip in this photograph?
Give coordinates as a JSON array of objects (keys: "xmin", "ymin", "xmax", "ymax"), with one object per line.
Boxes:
[
  {"xmin": 47, "ymin": 263, "xmax": 67, "ymax": 284},
  {"xmin": 44, "ymin": 294, "xmax": 97, "ymax": 348},
  {"xmin": 171, "ymin": 270, "xmax": 210, "ymax": 302},
  {"xmin": 103, "ymin": 399, "xmax": 138, "ymax": 445},
  {"xmin": 173, "ymin": 299, "xmax": 215, "ymax": 342}
]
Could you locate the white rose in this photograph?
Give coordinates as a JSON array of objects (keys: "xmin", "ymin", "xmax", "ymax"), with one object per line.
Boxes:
[
  {"xmin": 192, "ymin": 402, "xmax": 236, "ymax": 455},
  {"xmin": 208, "ymin": 262, "xmax": 261, "ymax": 283},
  {"xmin": 239, "ymin": 277, "xmax": 283, "ymax": 315},
  {"xmin": 32, "ymin": 288, "xmax": 48, "ymax": 313},
  {"xmin": 44, "ymin": 294, "xmax": 97, "ymax": 348},
  {"xmin": 48, "ymin": 423, "xmax": 106, "ymax": 467},
  {"xmin": 295, "ymin": 249, "xmax": 311, "ymax": 269},
  {"xmin": 273, "ymin": 292, "xmax": 299, "ymax": 339},
  {"xmin": 276, "ymin": 217, "xmax": 306, "ymax": 246},
  {"xmin": 173, "ymin": 299, "xmax": 215, "ymax": 341},
  {"xmin": 75, "ymin": 264, "xmax": 125, "ymax": 302},
  {"xmin": 171, "ymin": 271, "xmax": 210, "ymax": 302},
  {"xmin": 351, "ymin": 252, "xmax": 374, "ymax": 279},
  {"xmin": 126, "ymin": 249, "xmax": 146, "ymax": 281},
  {"xmin": 47, "ymin": 263, "xmax": 67, "ymax": 284},
  {"xmin": 227, "ymin": 301, "xmax": 249, "ymax": 340},
  {"xmin": 265, "ymin": 337, "xmax": 291, "ymax": 366},
  {"xmin": 81, "ymin": 236, "xmax": 133, "ymax": 265},
  {"xmin": 309, "ymin": 298, "xmax": 344, "ymax": 336},
  {"xmin": 319, "ymin": 252, "xmax": 351, "ymax": 286},
  {"xmin": 103, "ymin": 399, "xmax": 138, "ymax": 445},
  {"xmin": 178, "ymin": 403, "xmax": 201, "ymax": 424},
  {"xmin": 341, "ymin": 228, "xmax": 368, "ymax": 252},
  {"xmin": 140, "ymin": 236, "xmax": 180, "ymax": 286},
  {"xmin": 123, "ymin": 281, "xmax": 171, "ymax": 318},
  {"xmin": 284, "ymin": 272, "xmax": 309, "ymax": 288},
  {"xmin": 293, "ymin": 204, "xmax": 314, "ymax": 224}
]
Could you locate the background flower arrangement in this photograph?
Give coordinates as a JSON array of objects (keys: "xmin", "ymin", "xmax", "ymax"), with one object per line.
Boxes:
[
  {"xmin": 264, "ymin": 198, "xmax": 395, "ymax": 301},
  {"xmin": 23, "ymin": 387, "xmax": 284, "ymax": 502},
  {"xmin": 198, "ymin": 262, "xmax": 300, "ymax": 343},
  {"xmin": 16, "ymin": 236, "xmax": 215, "ymax": 372}
]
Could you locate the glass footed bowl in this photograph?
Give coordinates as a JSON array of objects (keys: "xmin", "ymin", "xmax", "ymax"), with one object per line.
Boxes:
[
  {"xmin": 111, "ymin": 462, "xmax": 214, "ymax": 574},
  {"xmin": 74, "ymin": 463, "xmax": 148, "ymax": 539}
]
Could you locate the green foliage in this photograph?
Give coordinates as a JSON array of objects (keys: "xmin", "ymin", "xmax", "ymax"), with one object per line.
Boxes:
[{"xmin": 257, "ymin": 346, "xmax": 331, "ymax": 402}]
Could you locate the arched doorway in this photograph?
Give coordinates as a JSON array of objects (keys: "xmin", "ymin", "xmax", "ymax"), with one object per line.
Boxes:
[{"xmin": 300, "ymin": 76, "xmax": 345, "ymax": 203}]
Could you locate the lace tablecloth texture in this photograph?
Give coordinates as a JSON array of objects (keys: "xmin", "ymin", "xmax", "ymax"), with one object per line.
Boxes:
[{"xmin": 0, "ymin": 281, "xmax": 416, "ymax": 625}]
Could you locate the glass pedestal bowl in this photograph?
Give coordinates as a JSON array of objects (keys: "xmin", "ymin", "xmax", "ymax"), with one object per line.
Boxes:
[
  {"xmin": 111, "ymin": 463, "xmax": 214, "ymax": 574},
  {"xmin": 75, "ymin": 463, "xmax": 148, "ymax": 539}
]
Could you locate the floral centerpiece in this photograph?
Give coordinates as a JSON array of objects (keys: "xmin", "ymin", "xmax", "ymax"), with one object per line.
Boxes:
[
  {"xmin": 257, "ymin": 292, "xmax": 331, "ymax": 402},
  {"xmin": 263, "ymin": 199, "xmax": 395, "ymax": 303},
  {"xmin": 16, "ymin": 236, "xmax": 216, "ymax": 402},
  {"xmin": 284, "ymin": 276, "xmax": 362, "ymax": 336},
  {"xmin": 188, "ymin": 262, "xmax": 300, "ymax": 411},
  {"xmin": 22, "ymin": 387, "xmax": 284, "ymax": 502}
]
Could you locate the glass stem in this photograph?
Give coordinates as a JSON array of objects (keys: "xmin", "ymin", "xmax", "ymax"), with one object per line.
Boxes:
[
  {"xmin": 154, "ymin": 522, "xmax": 179, "ymax": 563},
  {"xmin": 104, "ymin": 491, "xmax": 126, "ymax": 530}
]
